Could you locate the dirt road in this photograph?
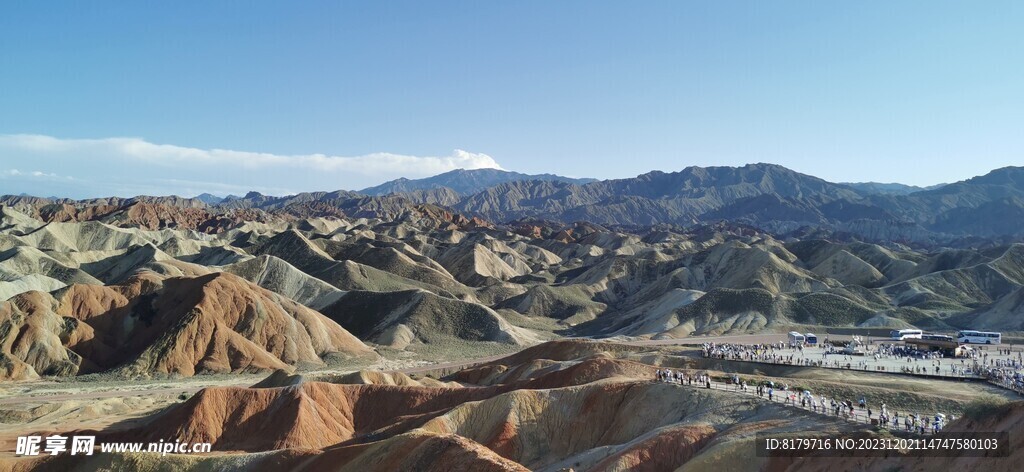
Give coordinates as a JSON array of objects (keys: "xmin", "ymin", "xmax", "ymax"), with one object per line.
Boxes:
[{"xmin": 0, "ymin": 353, "xmax": 516, "ymax": 406}]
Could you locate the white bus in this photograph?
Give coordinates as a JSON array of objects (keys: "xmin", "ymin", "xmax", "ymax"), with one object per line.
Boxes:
[
  {"xmin": 890, "ymin": 329, "xmax": 923, "ymax": 341},
  {"xmin": 788, "ymin": 331, "xmax": 805, "ymax": 347},
  {"xmin": 804, "ymin": 333, "xmax": 818, "ymax": 345},
  {"xmin": 957, "ymin": 330, "xmax": 1001, "ymax": 345}
]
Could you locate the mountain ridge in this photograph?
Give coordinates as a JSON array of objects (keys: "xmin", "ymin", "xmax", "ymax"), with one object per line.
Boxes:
[
  {"xmin": 360, "ymin": 168, "xmax": 598, "ymax": 196},
  {"xmin": 4, "ymin": 164, "xmax": 1024, "ymax": 243}
]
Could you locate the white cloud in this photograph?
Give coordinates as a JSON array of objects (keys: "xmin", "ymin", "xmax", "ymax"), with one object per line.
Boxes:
[
  {"xmin": 0, "ymin": 134, "xmax": 501, "ymax": 174},
  {"xmin": 1, "ymin": 168, "xmax": 70, "ymax": 180},
  {"xmin": 0, "ymin": 134, "xmax": 504, "ymax": 198}
]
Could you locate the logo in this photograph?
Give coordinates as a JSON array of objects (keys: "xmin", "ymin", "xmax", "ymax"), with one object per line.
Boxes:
[{"xmin": 16, "ymin": 435, "xmax": 95, "ymax": 456}]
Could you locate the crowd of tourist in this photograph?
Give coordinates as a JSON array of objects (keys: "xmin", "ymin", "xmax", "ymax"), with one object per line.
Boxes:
[
  {"xmin": 655, "ymin": 368, "xmax": 712, "ymax": 389},
  {"xmin": 653, "ymin": 367, "xmax": 951, "ymax": 434},
  {"xmin": 678, "ymin": 336, "xmax": 1024, "ymax": 435},
  {"xmin": 702, "ymin": 339, "xmax": 1024, "ymax": 390},
  {"xmin": 875, "ymin": 343, "xmax": 943, "ymax": 361},
  {"xmin": 966, "ymin": 353, "xmax": 1024, "ymax": 393},
  {"xmin": 876, "ymin": 345, "xmax": 1024, "ymax": 390},
  {"xmin": 702, "ymin": 342, "xmax": 868, "ymax": 369}
]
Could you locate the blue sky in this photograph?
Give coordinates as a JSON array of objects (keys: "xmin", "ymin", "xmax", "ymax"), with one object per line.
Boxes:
[{"xmin": 1, "ymin": 2, "xmax": 1022, "ymax": 197}]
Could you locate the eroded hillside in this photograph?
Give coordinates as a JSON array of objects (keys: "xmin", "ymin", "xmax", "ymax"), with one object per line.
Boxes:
[{"xmin": 2, "ymin": 202, "xmax": 1024, "ymax": 381}]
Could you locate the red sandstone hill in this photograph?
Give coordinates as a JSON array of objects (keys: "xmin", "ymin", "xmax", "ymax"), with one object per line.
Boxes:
[
  {"xmin": 66, "ymin": 374, "xmax": 812, "ymax": 471},
  {"xmin": 8, "ymin": 339, "xmax": 1022, "ymax": 471},
  {"xmin": 0, "ymin": 271, "xmax": 373, "ymax": 379},
  {"xmin": 89, "ymin": 356, "xmax": 659, "ymax": 453},
  {"xmin": 4, "ymin": 197, "xmax": 493, "ymax": 235},
  {"xmin": 33, "ymin": 201, "xmax": 275, "ymax": 233},
  {"xmin": 104, "ymin": 382, "xmax": 502, "ymax": 451}
]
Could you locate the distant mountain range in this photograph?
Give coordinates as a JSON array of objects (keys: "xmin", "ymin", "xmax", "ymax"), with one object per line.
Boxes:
[
  {"xmin": 3, "ymin": 164, "xmax": 1024, "ymax": 245},
  {"xmin": 359, "ymin": 168, "xmax": 598, "ymax": 196},
  {"xmin": 194, "ymin": 193, "xmax": 225, "ymax": 205},
  {"xmin": 840, "ymin": 182, "xmax": 946, "ymax": 195},
  {"xmin": 429, "ymin": 164, "xmax": 1022, "ymax": 243}
]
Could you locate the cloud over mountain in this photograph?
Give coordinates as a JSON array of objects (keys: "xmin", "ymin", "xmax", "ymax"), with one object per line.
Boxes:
[{"xmin": 0, "ymin": 134, "xmax": 503, "ymax": 198}]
